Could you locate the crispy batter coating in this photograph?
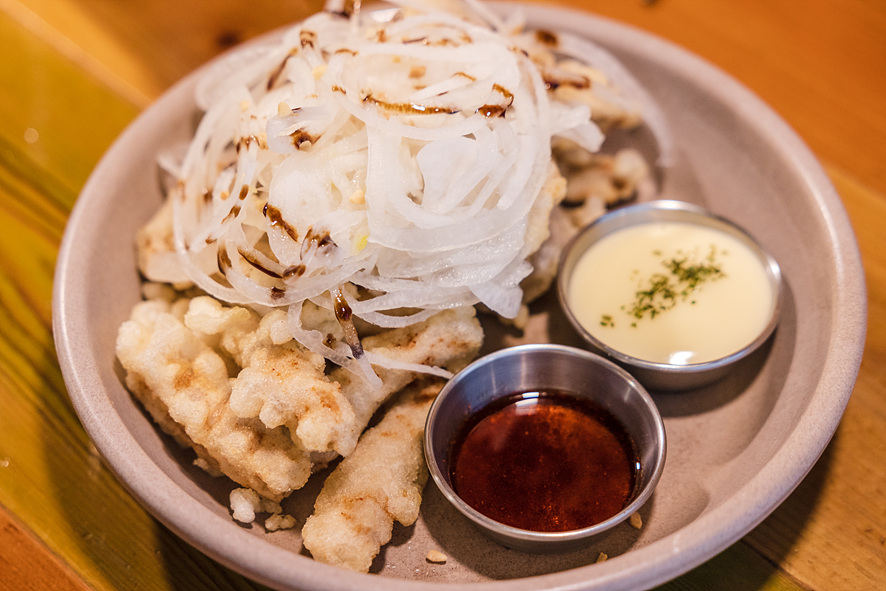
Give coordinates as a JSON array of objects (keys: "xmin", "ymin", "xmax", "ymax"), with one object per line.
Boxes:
[
  {"xmin": 549, "ymin": 59, "xmax": 643, "ymax": 132},
  {"xmin": 522, "ymin": 163, "xmax": 568, "ymax": 271},
  {"xmin": 522, "ymin": 205, "xmax": 590, "ymax": 306},
  {"xmin": 302, "ymin": 378, "xmax": 443, "ymax": 572},
  {"xmin": 116, "ymin": 297, "xmax": 483, "ymax": 507},
  {"xmin": 136, "ymin": 198, "xmax": 191, "ymax": 286},
  {"xmin": 116, "ymin": 298, "xmax": 314, "ymax": 501},
  {"xmin": 330, "ymin": 306, "xmax": 483, "ymax": 431},
  {"xmin": 184, "ymin": 297, "xmax": 360, "ymax": 456},
  {"xmin": 517, "ymin": 144, "xmax": 651, "ymax": 322},
  {"xmin": 553, "ymin": 141, "xmax": 650, "ymax": 208}
]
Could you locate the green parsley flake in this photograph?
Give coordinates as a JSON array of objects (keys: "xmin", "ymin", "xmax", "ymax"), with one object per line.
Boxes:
[{"xmin": 601, "ymin": 244, "xmax": 726, "ymax": 327}]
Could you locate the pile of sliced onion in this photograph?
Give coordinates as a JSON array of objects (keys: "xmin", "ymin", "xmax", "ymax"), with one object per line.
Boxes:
[{"xmin": 165, "ymin": 0, "xmax": 656, "ymax": 383}]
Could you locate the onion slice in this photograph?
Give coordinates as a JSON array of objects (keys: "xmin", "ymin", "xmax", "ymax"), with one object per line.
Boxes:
[{"xmin": 166, "ymin": 0, "xmax": 664, "ymax": 381}]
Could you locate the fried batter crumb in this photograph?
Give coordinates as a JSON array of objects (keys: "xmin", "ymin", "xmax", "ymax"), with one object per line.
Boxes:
[
  {"xmin": 230, "ymin": 487, "xmax": 282, "ymax": 523},
  {"xmin": 265, "ymin": 513, "xmax": 297, "ymax": 532},
  {"xmin": 229, "ymin": 487, "xmax": 297, "ymax": 531},
  {"xmin": 630, "ymin": 512, "xmax": 643, "ymax": 529}
]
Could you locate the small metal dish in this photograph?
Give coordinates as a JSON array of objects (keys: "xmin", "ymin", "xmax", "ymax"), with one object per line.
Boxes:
[
  {"xmin": 557, "ymin": 200, "xmax": 782, "ymax": 391},
  {"xmin": 424, "ymin": 344, "xmax": 666, "ymax": 552}
]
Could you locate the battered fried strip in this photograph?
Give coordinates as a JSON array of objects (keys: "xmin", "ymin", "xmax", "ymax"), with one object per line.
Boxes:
[
  {"xmin": 330, "ymin": 305, "xmax": 482, "ymax": 432},
  {"xmin": 301, "ymin": 378, "xmax": 443, "ymax": 572},
  {"xmin": 117, "ymin": 298, "xmax": 482, "ymax": 507},
  {"xmin": 184, "ymin": 296, "xmax": 361, "ymax": 456},
  {"xmin": 116, "ymin": 298, "xmax": 315, "ymax": 501}
]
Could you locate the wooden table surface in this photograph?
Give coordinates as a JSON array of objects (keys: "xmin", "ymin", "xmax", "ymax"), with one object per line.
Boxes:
[{"xmin": 1, "ymin": 0, "xmax": 883, "ymax": 589}]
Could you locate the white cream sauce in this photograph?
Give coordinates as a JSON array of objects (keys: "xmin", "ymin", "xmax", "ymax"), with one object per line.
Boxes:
[{"xmin": 567, "ymin": 220, "xmax": 774, "ymax": 364}]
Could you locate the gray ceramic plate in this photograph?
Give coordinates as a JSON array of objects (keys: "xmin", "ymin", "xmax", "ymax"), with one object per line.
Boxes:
[{"xmin": 52, "ymin": 3, "xmax": 867, "ymax": 590}]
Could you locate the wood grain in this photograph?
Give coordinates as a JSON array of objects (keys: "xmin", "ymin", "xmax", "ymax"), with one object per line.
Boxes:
[
  {"xmin": 0, "ymin": 506, "xmax": 92, "ymax": 591},
  {"xmin": 738, "ymin": 164, "xmax": 886, "ymax": 591},
  {"xmin": 541, "ymin": 0, "xmax": 886, "ymax": 197},
  {"xmin": 2, "ymin": 0, "xmax": 326, "ymax": 106},
  {"xmin": 0, "ymin": 5, "xmax": 274, "ymax": 590},
  {"xmin": 0, "ymin": 0, "xmax": 884, "ymax": 590}
]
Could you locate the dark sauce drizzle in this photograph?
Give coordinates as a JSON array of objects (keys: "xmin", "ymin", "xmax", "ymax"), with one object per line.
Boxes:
[
  {"xmin": 217, "ymin": 246, "xmax": 232, "ymax": 274},
  {"xmin": 363, "ymin": 91, "xmax": 457, "ymax": 116},
  {"xmin": 263, "ymin": 203, "xmax": 300, "ymax": 242},
  {"xmin": 237, "ymin": 247, "xmax": 282, "ymax": 279}
]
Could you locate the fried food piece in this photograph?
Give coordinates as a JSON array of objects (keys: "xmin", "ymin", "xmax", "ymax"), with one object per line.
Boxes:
[
  {"xmin": 517, "ymin": 144, "xmax": 651, "ymax": 319},
  {"xmin": 116, "ymin": 298, "xmax": 314, "ymax": 501},
  {"xmin": 330, "ymin": 306, "xmax": 483, "ymax": 431},
  {"xmin": 553, "ymin": 140, "xmax": 650, "ymax": 208},
  {"xmin": 136, "ymin": 197, "xmax": 191, "ymax": 286},
  {"xmin": 521, "ymin": 163, "xmax": 568, "ymax": 273},
  {"xmin": 302, "ymin": 378, "xmax": 443, "ymax": 572},
  {"xmin": 521, "ymin": 205, "xmax": 593, "ymax": 306},
  {"xmin": 229, "ymin": 487, "xmax": 298, "ymax": 530},
  {"xmin": 230, "ymin": 487, "xmax": 282, "ymax": 523},
  {"xmin": 117, "ymin": 297, "xmax": 482, "ymax": 506},
  {"xmin": 184, "ymin": 296, "xmax": 360, "ymax": 457},
  {"xmin": 548, "ymin": 59, "xmax": 643, "ymax": 132}
]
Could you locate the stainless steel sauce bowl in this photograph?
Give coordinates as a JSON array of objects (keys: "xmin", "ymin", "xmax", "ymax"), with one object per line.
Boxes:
[
  {"xmin": 424, "ymin": 344, "xmax": 667, "ymax": 552},
  {"xmin": 557, "ymin": 200, "xmax": 782, "ymax": 391}
]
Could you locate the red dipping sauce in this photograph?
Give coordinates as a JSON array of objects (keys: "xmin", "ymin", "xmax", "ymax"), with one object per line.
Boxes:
[{"xmin": 449, "ymin": 390, "xmax": 638, "ymax": 532}]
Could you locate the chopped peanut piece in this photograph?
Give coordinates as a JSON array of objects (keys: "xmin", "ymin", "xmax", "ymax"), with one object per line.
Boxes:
[{"xmin": 426, "ymin": 550, "xmax": 448, "ymax": 564}]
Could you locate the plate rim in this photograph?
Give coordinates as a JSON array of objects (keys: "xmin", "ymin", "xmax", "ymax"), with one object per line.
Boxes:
[{"xmin": 52, "ymin": 2, "xmax": 867, "ymax": 590}]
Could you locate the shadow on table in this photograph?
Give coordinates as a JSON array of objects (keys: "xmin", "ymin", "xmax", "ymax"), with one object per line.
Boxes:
[
  {"xmin": 654, "ymin": 432, "xmax": 837, "ymax": 590},
  {"xmin": 41, "ymin": 355, "xmax": 272, "ymax": 589}
]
